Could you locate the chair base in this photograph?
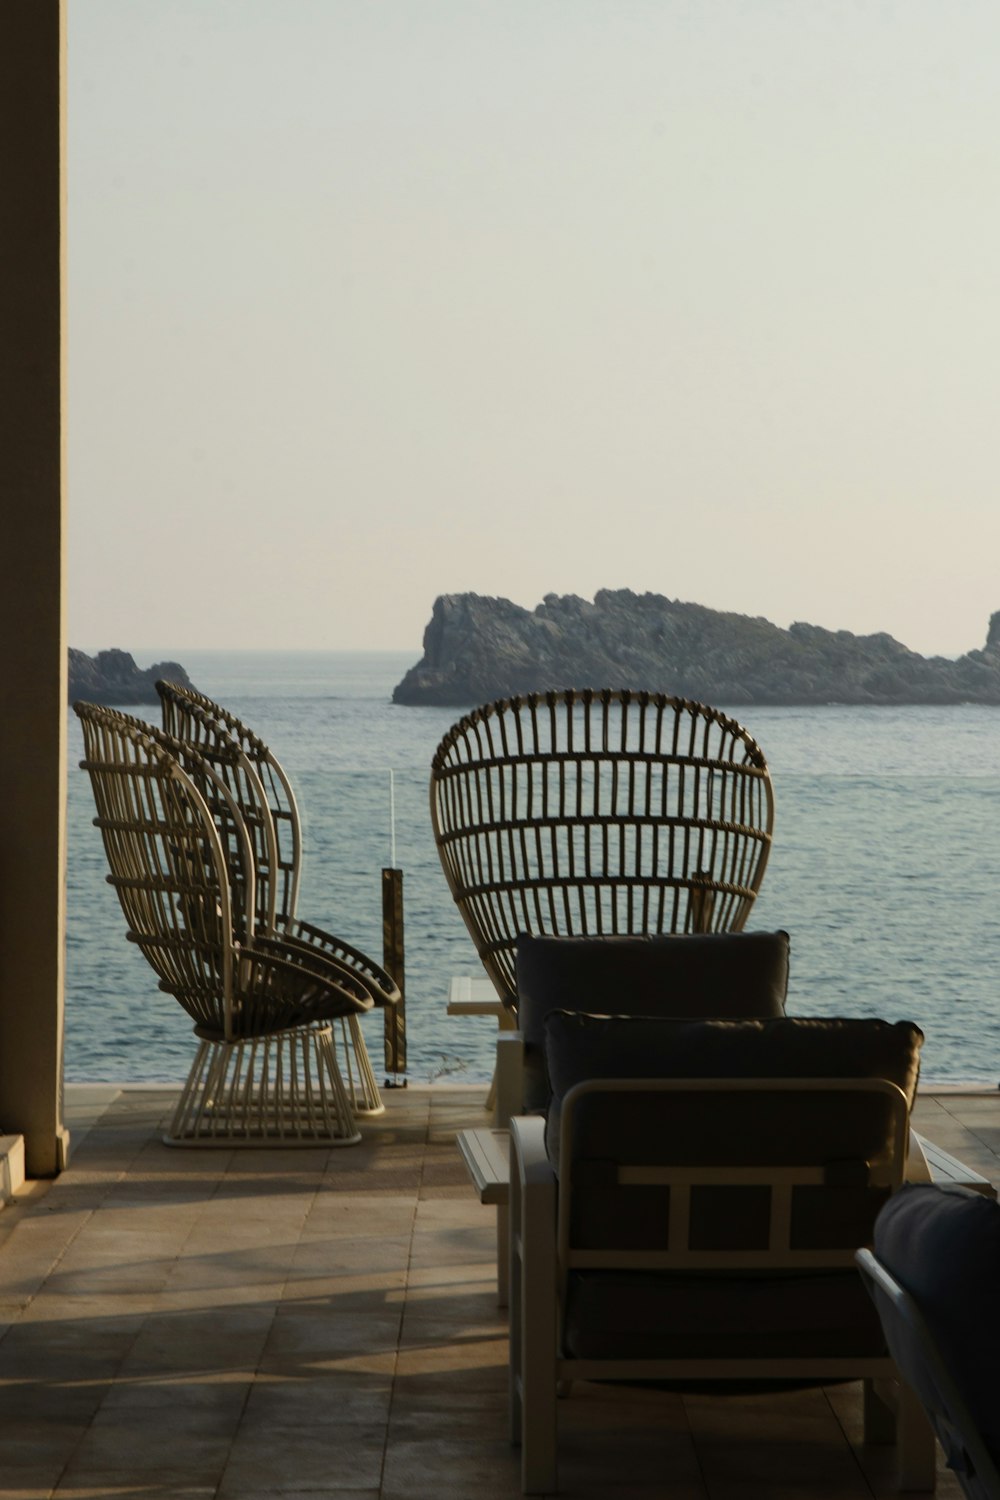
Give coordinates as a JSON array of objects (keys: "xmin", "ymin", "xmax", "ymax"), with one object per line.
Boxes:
[
  {"xmin": 333, "ymin": 1014, "xmax": 385, "ymax": 1116},
  {"xmin": 164, "ymin": 1023, "xmax": 361, "ymax": 1147}
]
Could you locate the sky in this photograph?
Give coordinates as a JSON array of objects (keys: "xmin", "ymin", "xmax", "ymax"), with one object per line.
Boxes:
[{"xmin": 68, "ymin": 1, "xmax": 1000, "ymax": 659}]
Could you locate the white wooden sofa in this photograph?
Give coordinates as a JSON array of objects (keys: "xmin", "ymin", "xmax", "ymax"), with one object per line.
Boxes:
[{"xmin": 508, "ymin": 1011, "xmax": 936, "ymax": 1493}]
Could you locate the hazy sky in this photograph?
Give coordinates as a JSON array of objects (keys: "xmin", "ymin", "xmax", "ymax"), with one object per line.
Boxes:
[{"xmin": 69, "ymin": 1, "xmax": 1000, "ymax": 657}]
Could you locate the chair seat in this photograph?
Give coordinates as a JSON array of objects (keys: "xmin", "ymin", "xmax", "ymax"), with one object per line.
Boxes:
[{"xmin": 563, "ymin": 1268, "xmax": 886, "ymax": 1361}]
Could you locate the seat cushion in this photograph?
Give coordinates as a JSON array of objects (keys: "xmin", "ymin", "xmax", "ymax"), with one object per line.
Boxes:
[
  {"xmin": 515, "ymin": 930, "xmax": 790, "ymax": 1111},
  {"xmin": 873, "ymin": 1183, "xmax": 1000, "ymax": 1465},
  {"xmin": 563, "ymin": 1269, "xmax": 886, "ymax": 1361}
]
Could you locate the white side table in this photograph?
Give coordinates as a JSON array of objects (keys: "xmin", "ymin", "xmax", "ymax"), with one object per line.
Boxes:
[{"xmin": 446, "ymin": 975, "xmax": 516, "ymax": 1115}]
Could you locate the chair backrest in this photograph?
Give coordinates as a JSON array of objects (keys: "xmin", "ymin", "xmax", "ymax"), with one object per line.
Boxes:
[
  {"xmin": 430, "ymin": 689, "xmax": 774, "ymax": 1007},
  {"xmin": 559, "ymin": 1077, "xmax": 909, "ymax": 1274},
  {"xmin": 157, "ymin": 678, "xmax": 300, "ymax": 929},
  {"xmin": 156, "ymin": 679, "xmax": 402, "ymax": 1019},
  {"xmin": 544, "ymin": 1014, "xmax": 922, "ymax": 1284},
  {"xmin": 81, "ymin": 704, "xmax": 265, "ymax": 937},
  {"xmin": 859, "ymin": 1184, "xmax": 1000, "ymax": 1500},
  {"xmin": 75, "ymin": 701, "xmax": 251, "ymax": 1038}
]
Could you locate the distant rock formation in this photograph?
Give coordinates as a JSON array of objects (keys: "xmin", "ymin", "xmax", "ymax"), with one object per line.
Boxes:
[
  {"xmin": 393, "ymin": 592, "xmax": 1000, "ymax": 707},
  {"xmin": 69, "ymin": 649, "xmax": 194, "ymax": 706}
]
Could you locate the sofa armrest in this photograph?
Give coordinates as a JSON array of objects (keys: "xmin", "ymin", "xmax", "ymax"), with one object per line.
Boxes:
[
  {"xmin": 510, "ymin": 1112, "xmax": 549, "ymax": 1182},
  {"xmin": 509, "ymin": 1113, "xmax": 557, "ymax": 1487},
  {"xmin": 509, "ymin": 1116, "xmax": 555, "ymax": 1288},
  {"xmin": 906, "ymin": 1127, "xmax": 932, "ymax": 1183}
]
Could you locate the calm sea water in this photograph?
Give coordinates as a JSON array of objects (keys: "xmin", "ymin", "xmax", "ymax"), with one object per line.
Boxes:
[{"xmin": 66, "ymin": 650, "xmax": 1000, "ymax": 1087}]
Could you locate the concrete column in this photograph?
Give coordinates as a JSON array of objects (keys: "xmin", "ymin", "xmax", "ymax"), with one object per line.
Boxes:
[{"xmin": 0, "ymin": 2, "xmax": 70, "ymax": 1176}]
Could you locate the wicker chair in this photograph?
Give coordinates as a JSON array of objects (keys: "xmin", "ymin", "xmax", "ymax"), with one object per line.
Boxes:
[
  {"xmin": 156, "ymin": 679, "xmax": 400, "ymax": 1113},
  {"xmin": 74, "ymin": 701, "xmax": 376, "ymax": 1146},
  {"xmin": 430, "ymin": 689, "xmax": 775, "ymax": 1011}
]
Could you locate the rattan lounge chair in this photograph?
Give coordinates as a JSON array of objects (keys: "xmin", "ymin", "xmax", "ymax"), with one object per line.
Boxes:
[
  {"xmin": 510, "ymin": 1013, "xmax": 934, "ymax": 1493},
  {"xmin": 74, "ymin": 701, "xmax": 376, "ymax": 1146},
  {"xmin": 156, "ymin": 679, "xmax": 400, "ymax": 1113},
  {"xmin": 430, "ymin": 689, "xmax": 774, "ymax": 1013}
]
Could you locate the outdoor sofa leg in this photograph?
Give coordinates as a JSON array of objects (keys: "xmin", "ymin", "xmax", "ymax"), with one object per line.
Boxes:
[
  {"xmin": 510, "ymin": 1121, "xmax": 558, "ymax": 1495},
  {"xmin": 863, "ymin": 1377, "xmax": 896, "ymax": 1445},
  {"xmin": 509, "ymin": 1195, "xmax": 523, "ymax": 1446},
  {"xmin": 497, "ymin": 1201, "xmax": 509, "ymax": 1308},
  {"xmin": 864, "ymin": 1374, "xmax": 936, "ymax": 1489},
  {"xmin": 895, "ymin": 1380, "xmax": 937, "ymax": 1491}
]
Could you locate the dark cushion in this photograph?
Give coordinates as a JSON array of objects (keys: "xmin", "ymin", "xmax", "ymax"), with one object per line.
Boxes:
[
  {"xmin": 563, "ymin": 1269, "xmax": 886, "ymax": 1361},
  {"xmin": 544, "ymin": 1014, "xmax": 923, "ymax": 1249},
  {"xmin": 515, "ymin": 930, "xmax": 790, "ymax": 1112},
  {"xmin": 873, "ymin": 1183, "xmax": 1000, "ymax": 1465},
  {"xmin": 545, "ymin": 1013, "xmax": 923, "ymax": 1106}
]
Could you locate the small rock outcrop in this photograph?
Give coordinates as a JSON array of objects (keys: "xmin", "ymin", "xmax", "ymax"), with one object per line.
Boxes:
[
  {"xmin": 392, "ymin": 591, "xmax": 1000, "ymax": 707},
  {"xmin": 69, "ymin": 649, "xmax": 194, "ymax": 706}
]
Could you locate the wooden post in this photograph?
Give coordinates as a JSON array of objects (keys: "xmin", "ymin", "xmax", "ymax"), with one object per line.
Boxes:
[{"xmin": 381, "ymin": 867, "xmax": 406, "ymax": 1079}]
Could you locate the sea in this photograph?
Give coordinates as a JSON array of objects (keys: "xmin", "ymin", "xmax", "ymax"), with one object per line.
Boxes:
[{"xmin": 66, "ymin": 650, "xmax": 1000, "ymax": 1089}]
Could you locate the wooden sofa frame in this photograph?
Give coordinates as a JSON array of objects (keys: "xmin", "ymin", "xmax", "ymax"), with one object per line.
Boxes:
[{"xmin": 509, "ymin": 1077, "xmax": 935, "ymax": 1494}]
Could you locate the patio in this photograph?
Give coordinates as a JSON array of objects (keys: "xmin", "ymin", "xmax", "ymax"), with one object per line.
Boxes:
[{"xmin": 1, "ymin": 1084, "xmax": 995, "ymax": 1500}]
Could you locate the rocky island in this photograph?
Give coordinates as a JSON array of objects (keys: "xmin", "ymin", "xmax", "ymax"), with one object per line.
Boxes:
[
  {"xmin": 68, "ymin": 648, "xmax": 194, "ymax": 706},
  {"xmin": 393, "ymin": 591, "xmax": 1000, "ymax": 708}
]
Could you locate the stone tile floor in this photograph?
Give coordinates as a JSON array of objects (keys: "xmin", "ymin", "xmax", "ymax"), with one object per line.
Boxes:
[{"xmin": 0, "ymin": 1083, "xmax": 996, "ymax": 1500}]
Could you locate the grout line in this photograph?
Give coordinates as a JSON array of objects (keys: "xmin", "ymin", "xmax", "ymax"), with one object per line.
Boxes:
[{"xmin": 378, "ymin": 1092, "xmax": 431, "ymax": 1498}]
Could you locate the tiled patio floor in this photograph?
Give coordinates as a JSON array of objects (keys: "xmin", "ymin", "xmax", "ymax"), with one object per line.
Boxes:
[{"xmin": 0, "ymin": 1084, "xmax": 995, "ymax": 1500}]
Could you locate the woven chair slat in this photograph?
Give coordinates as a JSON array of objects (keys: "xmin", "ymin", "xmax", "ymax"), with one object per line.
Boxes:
[
  {"xmin": 436, "ymin": 814, "xmax": 771, "ymax": 845},
  {"xmin": 157, "ymin": 682, "xmax": 296, "ymax": 931}
]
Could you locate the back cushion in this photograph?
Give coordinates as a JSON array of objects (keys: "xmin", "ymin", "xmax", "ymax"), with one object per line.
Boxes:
[
  {"xmin": 545, "ymin": 1014, "xmax": 923, "ymax": 1255},
  {"xmin": 544, "ymin": 1013, "xmax": 924, "ymax": 1183},
  {"xmin": 515, "ymin": 930, "xmax": 790, "ymax": 1112}
]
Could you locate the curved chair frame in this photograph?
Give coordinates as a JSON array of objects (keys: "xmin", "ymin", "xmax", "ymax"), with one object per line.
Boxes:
[
  {"xmin": 156, "ymin": 679, "xmax": 400, "ymax": 1112},
  {"xmin": 75, "ymin": 702, "xmax": 374, "ymax": 1146},
  {"xmin": 430, "ymin": 689, "xmax": 775, "ymax": 1009},
  {"xmin": 158, "ymin": 681, "xmax": 302, "ymax": 924}
]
